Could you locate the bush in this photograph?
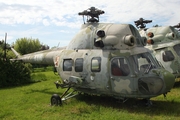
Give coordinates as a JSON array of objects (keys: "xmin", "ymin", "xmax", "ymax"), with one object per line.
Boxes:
[{"xmin": 0, "ymin": 59, "xmax": 32, "ymax": 88}]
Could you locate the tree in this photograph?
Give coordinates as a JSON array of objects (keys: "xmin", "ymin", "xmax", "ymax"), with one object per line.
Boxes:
[
  {"xmin": 0, "ymin": 59, "xmax": 32, "ymax": 87},
  {"xmin": 13, "ymin": 37, "xmax": 42, "ymax": 55},
  {"xmin": 12, "ymin": 37, "xmax": 50, "ymax": 68},
  {"xmin": 0, "ymin": 40, "xmax": 32, "ymax": 87},
  {"xmin": 0, "ymin": 40, "xmax": 15, "ymax": 59}
]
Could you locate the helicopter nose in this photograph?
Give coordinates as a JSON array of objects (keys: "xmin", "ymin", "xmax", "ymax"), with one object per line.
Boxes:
[
  {"xmin": 162, "ymin": 69, "xmax": 175, "ymax": 92},
  {"xmin": 138, "ymin": 69, "xmax": 175, "ymax": 95}
]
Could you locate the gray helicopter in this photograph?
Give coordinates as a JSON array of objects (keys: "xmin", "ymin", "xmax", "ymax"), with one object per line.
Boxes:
[
  {"xmin": 11, "ymin": 7, "xmax": 175, "ymax": 106},
  {"xmin": 135, "ymin": 18, "xmax": 180, "ymax": 80}
]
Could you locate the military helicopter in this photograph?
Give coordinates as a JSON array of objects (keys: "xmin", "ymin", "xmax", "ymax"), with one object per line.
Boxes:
[
  {"xmin": 11, "ymin": 7, "xmax": 175, "ymax": 106},
  {"xmin": 134, "ymin": 18, "xmax": 180, "ymax": 79}
]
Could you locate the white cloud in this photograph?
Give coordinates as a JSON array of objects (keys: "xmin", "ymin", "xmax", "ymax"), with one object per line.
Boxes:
[
  {"xmin": 1, "ymin": 0, "xmax": 180, "ymax": 26},
  {"xmin": 42, "ymin": 19, "xmax": 50, "ymax": 26},
  {"xmin": 0, "ymin": 0, "xmax": 180, "ymax": 47}
]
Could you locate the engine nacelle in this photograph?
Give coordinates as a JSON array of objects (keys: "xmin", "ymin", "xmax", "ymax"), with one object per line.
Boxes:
[
  {"xmin": 123, "ymin": 34, "xmax": 135, "ymax": 46},
  {"xmin": 141, "ymin": 37, "xmax": 147, "ymax": 46},
  {"xmin": 166, "ymin": 32, "xmax": 175, "ymax": 39}
]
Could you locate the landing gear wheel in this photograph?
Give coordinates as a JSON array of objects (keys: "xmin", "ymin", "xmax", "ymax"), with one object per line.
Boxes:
[{"xmin": 51, "ymin": 94, "xmax": 62, "ymax": 106}]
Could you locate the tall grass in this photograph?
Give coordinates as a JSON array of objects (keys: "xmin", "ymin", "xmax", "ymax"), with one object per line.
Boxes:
[{"xmin": 0, "ymin": 68, "xmax": 180, "ymax": 120}]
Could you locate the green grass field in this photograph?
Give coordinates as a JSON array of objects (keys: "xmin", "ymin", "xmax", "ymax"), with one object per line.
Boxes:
[{"xmin": 0, "ymin": 69, "xmax": 180, "ymax": 120}]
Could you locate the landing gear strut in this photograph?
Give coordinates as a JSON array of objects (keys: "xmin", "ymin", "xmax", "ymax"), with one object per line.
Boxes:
[
  {"xmin": 143, "ymin": 98, "xmax": 153, "ymax": 107},
  {"xmin": 50, "ymin": 87, "xmax": 79, "ymax": 106}
]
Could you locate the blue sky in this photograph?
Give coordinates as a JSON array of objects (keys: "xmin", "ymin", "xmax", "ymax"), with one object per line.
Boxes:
[{"xmin": 0, "ymin": 0, "xmax": 180, "ymax": 48}]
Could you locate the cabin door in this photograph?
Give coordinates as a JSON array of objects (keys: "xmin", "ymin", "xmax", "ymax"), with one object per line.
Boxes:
[{"xmin": 110, "ymin": 57, "xmax": 134, "ymax": 96}]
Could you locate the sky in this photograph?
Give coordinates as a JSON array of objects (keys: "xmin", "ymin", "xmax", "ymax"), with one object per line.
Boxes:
[{"xmin": 0, "ymin": 0, "xmax": 180, "ymax": 48}]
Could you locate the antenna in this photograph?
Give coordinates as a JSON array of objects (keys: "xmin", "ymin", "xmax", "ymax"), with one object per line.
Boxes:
[
  {"xmin": 78, "ymin": 7, "xmax": 105, "ymax": 23},
  {"xmin": 57, "ymin": 42, "xmax": 60, "ymax": 47},
  {"xmin": 4, "ymin": 33, "xmax": 7, "ymax": 60},
  {"xmin": 134, "ymin": 18, "xmax": 152, "ymax": 29}
]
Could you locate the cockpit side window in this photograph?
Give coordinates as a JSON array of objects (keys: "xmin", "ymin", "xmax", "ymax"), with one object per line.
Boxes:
[
  {"xmin": 111, "ymin": 58, "xmax": 130, "ymax": 76},
  {"xmin": 63, "ymin": 59, "xmax": 73, "ymax": 71},
  {"xmin": 162, "ymin": 51, "xmax": 174, "ymax": 62},
  {"xmin": 130, "ymin": 52, "xmax": 158, "ymax": 74},
  {"xmin": 91, "ymin": 57, "xmax": 101, "ymax": 72}
]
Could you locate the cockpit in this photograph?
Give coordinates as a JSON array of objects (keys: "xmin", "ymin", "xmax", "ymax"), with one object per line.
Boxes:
[
  {"xmin": 130, "ymin": 52, "xmax": 159, "ymax": 74},
  {"xmin": 111, "ymin": 52, "xmax": 159, "ymax": 76}
]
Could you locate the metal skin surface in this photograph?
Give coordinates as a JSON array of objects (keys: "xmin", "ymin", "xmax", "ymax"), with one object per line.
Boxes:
[
  {"xmin": 139, "ymin": 26, "xmax": 180, "ymax": 79},
  {"xmin": 11, "ymin": 8, "xmax": 175, "ymax": 101}
]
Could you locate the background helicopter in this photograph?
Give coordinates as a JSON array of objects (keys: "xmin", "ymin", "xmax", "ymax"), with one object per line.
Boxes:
[
  {"xmin": 11, "ymin": 7, "xmax": 175, "ymax": 106},
  {"xmin": 135, "ymin": 18, "xmax": 180, "ymax": 80}
]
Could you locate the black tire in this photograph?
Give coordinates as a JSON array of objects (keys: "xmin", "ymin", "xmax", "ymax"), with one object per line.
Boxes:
[{"xmin": 51, "ymin": 94, "xmax": 62, "ymax": 106}]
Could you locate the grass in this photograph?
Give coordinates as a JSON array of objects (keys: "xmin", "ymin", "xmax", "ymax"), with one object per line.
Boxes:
[{"xmin": 0, "ymin": 69, "xmax": 180, "ymax": 120}]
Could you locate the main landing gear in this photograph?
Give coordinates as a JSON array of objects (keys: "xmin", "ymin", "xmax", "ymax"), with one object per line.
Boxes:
[{"xmin": 51, "ymin": 81, "xmax": 79, "ymax": 106}]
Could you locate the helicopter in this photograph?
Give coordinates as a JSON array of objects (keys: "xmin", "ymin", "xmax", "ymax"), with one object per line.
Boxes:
[
  {"xmin": 134, "ymin": 18, "xmax": 180, "ymax": 79},
  {"xmin": 11, "ymin": 7, "xmax": 175, "ymax": 106}
]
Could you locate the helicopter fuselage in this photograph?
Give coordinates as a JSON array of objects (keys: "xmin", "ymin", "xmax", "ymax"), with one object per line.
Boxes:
[
  {"xmin": 54, "ymin": 48, "xmax": 174, "ymax": 99},
  {"xmin": 11, "ymin": 22, "xmax": 175, "ymax": 100},
  {"xmin": 139, "ymin": 26, "xmax": 180, "ymax": 78}
]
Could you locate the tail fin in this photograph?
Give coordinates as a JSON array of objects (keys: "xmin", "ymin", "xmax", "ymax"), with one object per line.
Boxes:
[{"xmin": 11, "ymin": 47, "xmax": 21, "ymax": 58}]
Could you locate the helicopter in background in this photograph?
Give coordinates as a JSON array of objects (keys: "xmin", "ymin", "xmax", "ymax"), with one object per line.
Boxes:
[
  {"xmin": 135, "ymin": 18, "xmax": 180, "ymax": 79},
  {"xmin": 173, "ymin": 23, "xmax": 180, "ymax": 31},
  {"xmin": 11, "ymin": 7, "xmax": 175, "ymax": 106}
]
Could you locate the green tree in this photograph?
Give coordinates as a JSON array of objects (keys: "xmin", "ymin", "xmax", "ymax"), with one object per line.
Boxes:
[
  {"xmin": 0, "ymin": 59, "xmax": 32, "ymax": 88},
  {"xmin": 0, "ymin": 47, "xmax": 3, "ymax": 58},
  {"xmin": 0, "ymin": 40, "xmax": 15, "ymax": 59},
  {"xmin": 12, "ymin": 37, "xmax": 50, "ymax": 68},
  {"xmin": 13, "ymin": 37, "xmax": 42, "ymax": 55},
  {"xmin": 0, "ymin": 40, "xmax": 32, "ymax": 87}
]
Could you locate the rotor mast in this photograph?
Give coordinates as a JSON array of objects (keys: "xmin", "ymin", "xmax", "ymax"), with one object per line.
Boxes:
[
  {"xmin": 134, "ymin": 18, "xmax": 152, "ymax": 29},
  {"xmin": 78, "ymin": 7, "xmax": 105, "ymax": 24}
]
